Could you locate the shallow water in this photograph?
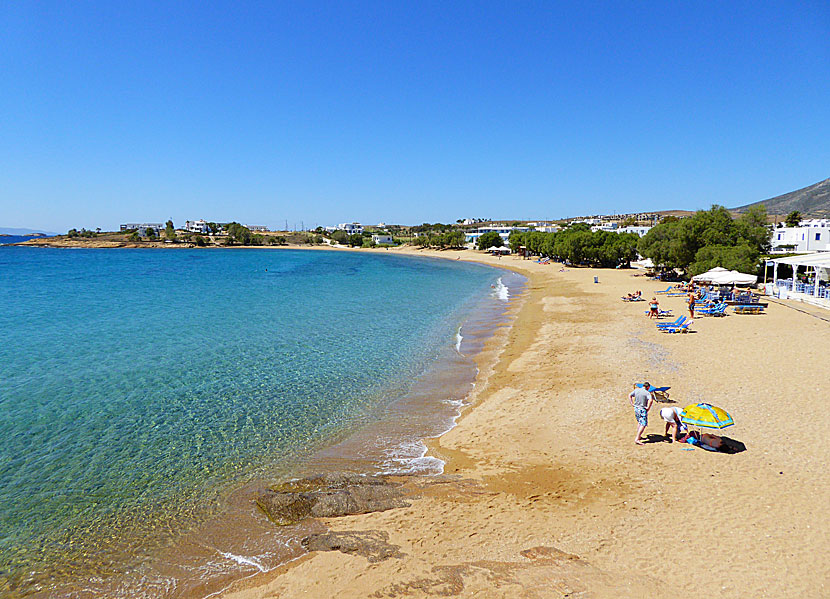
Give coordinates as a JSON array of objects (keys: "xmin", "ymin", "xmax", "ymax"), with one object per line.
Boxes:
[{"xmin": 0, "ymin": 248, "xmax": 519, "ymax": 597}]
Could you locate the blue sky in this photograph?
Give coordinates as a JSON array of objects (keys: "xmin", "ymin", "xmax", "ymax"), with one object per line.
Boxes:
[{"xmin": 2, "ymin": 1, "xmax": 828, "ymax": 232}]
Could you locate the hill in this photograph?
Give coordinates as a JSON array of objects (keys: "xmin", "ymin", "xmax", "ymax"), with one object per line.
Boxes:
[{"xmin": 732, "ymin": 177, "xmax": 830, "ymax": 218}]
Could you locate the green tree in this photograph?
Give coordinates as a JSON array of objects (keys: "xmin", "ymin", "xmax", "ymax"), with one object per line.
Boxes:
[
  {"xmin": 194, "ymin": 234, "xmax": 207, "ymax": 246},
  {"xmin": 347, "ymin": 233, "xmax": 364, "ymax": 247},
  {"xmin": 207, "ymin": 222, "xmax": 220, "ymax": 235},
  {"xmin": 331, "ymin": 230, "xmax": 349, "ymax": 244},
  {"xmin": 144, "ymin": 227, "xmax": 157, "ymax": 239},
  {"xmin": 477, "ymin": 231, "xmax": 504, "ymax": 250},
  {"xmin": 444, "ymin": 230, "xmax": 466, "ymax": 248},
  {"xmin": 689, "ymin": 244, "xmax": 760, "ymax": 276},
  {"xmin": 67, "ymin": 228, "xmax": 79, "ymax": 238},
  {"xmin": 225, "ymin": 222, "xmax": 253, "ymax": 245},
  {"xmin": 128, "ymin": 231, "xmax": 140, "ymax": 242},
  {"xmin": 164, "ymin": 220, "xmax": 177, "ymax": 241},
  {"xmin": 638, "ymin": 205, "xmax": 770, "ymax": 274},
  {"xmin": 508, "ymin": 230, "xmax": 526, "ymax": 253},
  {"xmin": 785, "ymin": 211, "xmax": 802, "ymax": 227}
]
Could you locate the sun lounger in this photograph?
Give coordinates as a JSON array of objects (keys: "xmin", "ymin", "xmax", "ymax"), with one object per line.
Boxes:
[
  {"xmin": 654, "ymin": 286, "xmax": 674, "ymax": 294},
  {"xmin": 733, "ymin": 305, "xmax": 765, "ymax": 315},
  {"xmin": 644, "ymin": 309, "xmax": 673, "ymax": 317},
  {"xmin": 697, "ymin": 302, "xmax": 727, "ymax": 317},
  {"xmin": 635, "ymin": 383, "xmax": 671, "ymax": 401},
  {"xmin": 660, "ymin": 320, "xmax": 693, "ymax": 333},
  {"xmin": 656, "ymin": 315, "xmax": 686, "ymax": 328}
]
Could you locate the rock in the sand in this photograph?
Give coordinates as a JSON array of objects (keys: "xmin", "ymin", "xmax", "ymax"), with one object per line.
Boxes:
[
  {"xmin": 302, "ymin": 530, "xmax": 404, "ymax": 562},
  {"xmin": 256, "ymin": 473, "xmax": 409, "ymax": 526}
]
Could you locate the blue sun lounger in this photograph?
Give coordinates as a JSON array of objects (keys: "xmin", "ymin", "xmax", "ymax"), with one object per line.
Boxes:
[
  {"xmin": 661, "ymin": 320, "xmax": 693, "ymax": 333},
  {"xmin": 654, "ymin": 286, "xmax": 674, "ymax": 294},
  {"xmin": 697, "ymin": 302, "xmax": 727, "ymax": 317},
  {"xmin": 656, "ymin": 315, "xmax": 686, "ymax": 329}
]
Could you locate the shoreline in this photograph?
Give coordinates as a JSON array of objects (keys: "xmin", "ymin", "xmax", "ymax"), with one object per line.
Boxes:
[
  {"xmin": 18, "ymin": 248, "xmax": 525, "ymax": 599},
  {"xmin": 216, "ymin": 248, "xmax": 830, "ymax": 599}
]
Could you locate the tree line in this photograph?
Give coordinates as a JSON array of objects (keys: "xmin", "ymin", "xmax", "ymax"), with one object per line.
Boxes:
[
  {"xmin": 506, "ymin": 224, "xmax": 640, "ymax": 268},
  {"xmin": 413, "ymin": 230, "xmax": 466, "ymax": 248},
  {"xmin": 637, "ymin": 205, "xmax": 769, "ymax": 276}
]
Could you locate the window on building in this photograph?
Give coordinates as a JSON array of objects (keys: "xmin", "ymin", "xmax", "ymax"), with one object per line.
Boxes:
[{"xmin": 817, "ymin": 233, "xmax": 821, "ymax": 241}]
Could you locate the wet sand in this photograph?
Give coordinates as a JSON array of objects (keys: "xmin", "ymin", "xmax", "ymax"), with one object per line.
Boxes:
[{"xmin": 218, "ymin": 248, "xmax": 829, "ymax": 599}]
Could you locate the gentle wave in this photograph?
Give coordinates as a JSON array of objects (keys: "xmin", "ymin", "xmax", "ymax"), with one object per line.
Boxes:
[{"xmin": 492, "ymin": 277, "xmax": 509, "ymax": 301}]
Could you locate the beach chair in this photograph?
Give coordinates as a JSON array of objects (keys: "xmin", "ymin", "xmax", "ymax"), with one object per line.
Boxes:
[
  {"xmin": 656, "ymin": 315, "xmax": 686, "ymax": 329},
  {"xmin": 644, "ymin": 309, "xmax": 673, "ymax": 318},
  {"xmin": 661, "ymin": 320, "xmax": 693, "ymax": 333},
  {"xmin": 654, "ymin": 286, "xmax": 674, "ymax": 294},
  {"xmin": 635, "ymin": 383, "xmax": 671, "ymax": 401},
  {"xmin": 697, "ymin": 302, "xmax": 727, "ymax": 317},
  {"xmin": 733, "ymin": 305, "xmax": 765, "ymax": 315}
]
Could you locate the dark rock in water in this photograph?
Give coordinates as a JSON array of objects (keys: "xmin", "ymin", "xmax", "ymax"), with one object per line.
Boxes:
[
  {"xmin": 302, "ymin": 530, "xmax": 404, "ymax": 562},
  {"xmin": 257, "ymin": 473, "xmax": 409, "ymax": 526}
]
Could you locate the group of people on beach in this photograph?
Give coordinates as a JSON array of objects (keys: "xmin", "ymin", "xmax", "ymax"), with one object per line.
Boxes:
[{"xmin": 628, "ymin": 383, "xmax": 724, "ymax": 449}]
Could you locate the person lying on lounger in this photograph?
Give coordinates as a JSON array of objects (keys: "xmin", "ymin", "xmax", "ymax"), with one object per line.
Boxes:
[{"xmin": 678, "ymin": 430, "xmax": 724, "ymax": 451}]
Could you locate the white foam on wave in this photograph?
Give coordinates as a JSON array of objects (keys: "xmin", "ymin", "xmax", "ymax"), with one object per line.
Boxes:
[
  {"xmin": 379, "ymin": 439, "xmax": 446, "ymax": 476},
  {"xmin": 216, "ymin": 551, "xmax": 267, "ymax": 573},
  {"xmin": 492, "ymin": 277, "xmax": 509, "ymax": 302},
  {"xmin": 455, "ymin": 326, "xmax": 464, "ymax": 355}
]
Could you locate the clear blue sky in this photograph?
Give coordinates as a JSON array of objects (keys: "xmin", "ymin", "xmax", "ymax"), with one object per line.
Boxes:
[{"xmin": 2, "ymin": 1, "xmax": 828, "ymax": 232}]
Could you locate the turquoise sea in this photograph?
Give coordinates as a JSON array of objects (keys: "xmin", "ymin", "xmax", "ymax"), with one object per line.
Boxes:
[{"xmin": 0, "ymin": 248, "xmax": 522, "ymax": 597}]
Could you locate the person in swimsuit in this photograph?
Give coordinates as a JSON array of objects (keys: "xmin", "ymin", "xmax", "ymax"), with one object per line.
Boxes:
[{"xmin": 649, "ymin": 297, "xmax": 659, "ymax": 319}]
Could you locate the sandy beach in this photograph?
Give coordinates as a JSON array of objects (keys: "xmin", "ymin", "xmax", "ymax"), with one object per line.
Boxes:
[{"xmin": 206, "ymin": 246, "xmax": 830, "ymax": 599}]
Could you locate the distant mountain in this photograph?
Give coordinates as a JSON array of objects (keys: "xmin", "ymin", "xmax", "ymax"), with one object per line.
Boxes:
[
  {"xmin": 0, "ymin": 227, "xmax": 58, "ymax": 236},
  {"xmin": 732, "ymin": 178, "xmax": 830, "ymax": 218}
]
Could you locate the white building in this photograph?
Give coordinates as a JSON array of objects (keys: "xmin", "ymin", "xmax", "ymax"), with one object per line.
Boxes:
[
  {"xmin": 121, "ymin": 223, "xmax": 164, "ymax": 236},
  {"xmin": 247, "ymin": 225, "xmax": 269, "ymax": 232},
  {"xmin": 184, "ymin": 219, "xmax": 209, "ymax": 234},
  {"xmin": 464, "ymin": 225, "xmax": 528, "ymax": 245},
  {"xmin": 591, "ymin": 223, "xmax": 619, "ymax": 233},
  {"xmin": 771, "ymin": 223, "xmax": 830, "ymax": 253},
  {"xmin": 337, "ymin": 223, "xmax": 363, "ymax": 235},
  {"xmin": 618, "ymin": 225, "xmax": 652, "ymax": 237},
  {"xmin": 372, "ymin": 234, "xmax": 394, "ymax": 245}
]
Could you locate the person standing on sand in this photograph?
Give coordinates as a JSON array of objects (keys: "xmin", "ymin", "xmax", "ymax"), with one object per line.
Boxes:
[
  {"xmin": 648, "ymin": 297, "xmax": 659, "ymax": 319},
  {"xmin": 629, "ymin": 382, "xmax": 655, "ymax": 445},
  {"xmin": 688, "ymin": 292, "xmax": 695, "ymax": 318}
]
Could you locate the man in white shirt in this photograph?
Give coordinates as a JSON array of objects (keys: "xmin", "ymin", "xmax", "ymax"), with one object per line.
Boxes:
[{"xmin": 659, "ymin": 406, "xmax": 688, "ymax": 442}]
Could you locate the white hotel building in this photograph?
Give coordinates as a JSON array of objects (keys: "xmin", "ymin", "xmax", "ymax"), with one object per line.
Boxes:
[{"xmin": 771, "ymin": 218, "xmax": 830, "ymax": 253}]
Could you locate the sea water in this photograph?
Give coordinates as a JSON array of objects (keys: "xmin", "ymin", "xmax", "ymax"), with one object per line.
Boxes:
[{"xmin": 0, "ymin": 248, "xmax": 522, "ymax": 597}]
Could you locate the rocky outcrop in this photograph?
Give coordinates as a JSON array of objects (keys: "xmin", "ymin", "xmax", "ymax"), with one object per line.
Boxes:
[
  {"xmin": 302, "ymin": 530, "xmax": 404, "ymax": 562},
  {"xmin": 256, "ymin": 473, "xmax": 409, "ymax": 526}
]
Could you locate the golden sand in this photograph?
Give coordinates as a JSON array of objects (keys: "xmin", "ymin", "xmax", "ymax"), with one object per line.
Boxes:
[{"xmin": 217, "ymin": 248, "xmax": 829, "ymax": 599}]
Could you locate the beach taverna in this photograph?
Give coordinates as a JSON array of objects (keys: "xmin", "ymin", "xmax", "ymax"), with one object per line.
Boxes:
[{"xmin": 768, "ymin": 252, "xmax": 830, "ymax": 308}]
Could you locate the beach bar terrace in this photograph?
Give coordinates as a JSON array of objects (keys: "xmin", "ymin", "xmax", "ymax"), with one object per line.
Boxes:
[{"xmin": 768, "ymin": 252, "xmax": 830, "ymax": 309}]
